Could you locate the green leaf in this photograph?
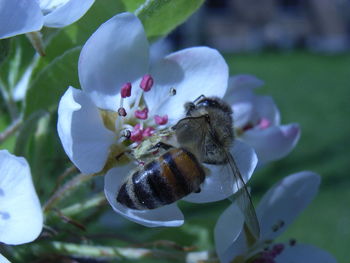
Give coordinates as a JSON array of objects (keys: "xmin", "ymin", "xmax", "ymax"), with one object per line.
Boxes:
[
  {"xmin": 120, "ymin": 0, "xmax": 145, "ymax": 12},
  {"xmin": 24, "ymin": 47, "xmax": 81, "ymax": 119},
  {"xmin": 14, "ymin": 110, "xmax": 48, "ymax": 156},
  {"xmin": 0, "ymin": 39, "xmax": 11, "ymax": 65},
  {"xmin": 136, "ymin": 0, "xmax": 205, "ymax": 38},
  {"xmin": 32, "ymin": 0, "xmax": 124, "ymax": 75}
]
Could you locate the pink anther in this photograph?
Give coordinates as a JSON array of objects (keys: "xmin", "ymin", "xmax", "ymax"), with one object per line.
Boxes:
[
  {"xmin": 140, "ymin": 74, "xmax": 154, "ymax": 92},
  {"xmin": 121, "ymin": 82, "xmax": 132, "ymax": 98},
  {"xmin": 258, "ymin": 118, "xmax": 271, "ymax": 129},
  {"xmin": 154, "ymin": 114, "xmax": 168, "ymax": 125},
  {"xmin": 135, "ymin": 108, "xmax": 148, "ymax": 120}
]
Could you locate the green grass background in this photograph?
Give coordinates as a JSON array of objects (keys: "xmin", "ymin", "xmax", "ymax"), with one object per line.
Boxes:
[{"xmin": 227, "ymin": 52, "xmax": 350, "ymax": 262}]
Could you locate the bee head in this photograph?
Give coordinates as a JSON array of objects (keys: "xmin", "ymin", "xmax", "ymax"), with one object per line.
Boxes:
[{"xmin": 185, "ymin": 96, "xmax": 232, "ymax": 116}]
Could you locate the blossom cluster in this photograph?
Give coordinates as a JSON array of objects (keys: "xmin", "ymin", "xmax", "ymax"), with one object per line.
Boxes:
[{"xmin": 0, "ymin": 4, "xmax": 337, "ymax": 263}]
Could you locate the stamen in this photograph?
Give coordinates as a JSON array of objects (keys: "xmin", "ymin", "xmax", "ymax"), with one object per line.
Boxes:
[
  {"xmin": 135, "ymin": 108, "xmax": 148, "ymax": 120},
  {"xmin": 140, "ymin": 74, "xmax": 154, "ymax": 92},
  {"xmin": 121, "ymin": 82, "xmax": 132, "ymax": 98},
  {"xmin": 272, "ymin": 243, "xmax": 284, "ymax": 256},
  {"xmin": 143, "ymin": 127, "xmax": 155, "ymax": 138},
  {"xmin": 258, "ymin": 118, "xmax": 271, "ymax": 129},
  {"xmin": 169, "ymin": 87, "xmax": 176, "ymax": 96},
  {"xmin": 122, "ymin": 129, "xmax": 131, "ymax": 139},
  {"xmin": 130, "ymin": 124, "xmax": 143, "ymax": 142},
  {"xmin": 118, "ymin": 107, "xmax": 127, "ymax": 117},
  {"xmin": 154, "ymin": 114, "xmax": 168, "ymax": 125}
]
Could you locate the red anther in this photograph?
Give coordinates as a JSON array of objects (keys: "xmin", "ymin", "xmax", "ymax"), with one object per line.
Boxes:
[
  {"xmin": 118, "ymin": 107, "xmax": 127, "ymax": 117},
  {"xmin": 130, "ymin": 128, "xmax": 143, "ymax": 142},
  {"xmin": 143, "ymin": 127, "xmax": 155, "ymax": 138},
  {"xmin": 140, "ymin": 74, "xmax": 154, "ymax": 92},
  {"xmin": 121, "ymin": 82, "xmax": 132, "ymax": 98},
  {"xmin": 135, "ymin": 108, "xmax": 148, "ymax": 120},
  {"xmin": 154, "ymin": 114, "xmax": 168, "ymax": 125},
  {"xmin": 272, "ymin": 244, "xmax": 285, "ymax": 255},
  {"xmin": 258, "ymin": 118, "xmax": 271, "ymax": 129}
]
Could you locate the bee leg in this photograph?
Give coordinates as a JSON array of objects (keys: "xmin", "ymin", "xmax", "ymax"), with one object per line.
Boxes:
[{"xmin": 149, "ymin": 142, "xmax": 174, "ymax": 151}]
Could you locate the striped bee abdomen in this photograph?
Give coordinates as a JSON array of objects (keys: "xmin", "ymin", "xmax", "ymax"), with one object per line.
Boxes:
[{"xmin": 117, "ymin": 148, "xmax": 206, "ymax": 210}]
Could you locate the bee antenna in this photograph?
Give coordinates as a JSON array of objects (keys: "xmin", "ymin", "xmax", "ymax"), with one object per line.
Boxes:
[{"xmin": 193, "ymin": 94, "xmax": 206, "ymax": 104}]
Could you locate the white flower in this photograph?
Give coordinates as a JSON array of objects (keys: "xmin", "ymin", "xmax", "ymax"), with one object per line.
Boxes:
[
  {"xmin": 214, "ymin": 171, "xmax": 337, "ymax": 263},
  {"xmin": 57, "ymin": 12, "xmax": 258, "ymax": 227},
  {"xmin": 0, "ymin": 0, "xmax": 95, "ymax": 39},
  {"xmin": 224, "ymin": 74, "xmax": 300, "ymax": 164},
  {"xmin": 0, "ymin": 150, "xmax": 43, "ymax": 245}
]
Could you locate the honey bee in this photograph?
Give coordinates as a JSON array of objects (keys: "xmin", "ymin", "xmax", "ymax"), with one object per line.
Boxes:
[{"xmin": 117, "ymin": 96, "xmax": 260, "ymax": 238}]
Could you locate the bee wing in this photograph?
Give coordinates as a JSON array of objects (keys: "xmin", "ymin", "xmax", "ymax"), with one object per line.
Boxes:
[
  {"xmin": 173, "ymin": 115, "xmax": 209, "ymax": 158},
  {"xmin": 224, "ymin": 149, "xmax": 260, "ymax": 240}
]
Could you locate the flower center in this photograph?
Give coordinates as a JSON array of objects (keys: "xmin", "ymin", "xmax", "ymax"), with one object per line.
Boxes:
[{"xmin": 100, "ymin": 74, "xmax": 177, "ymax": 168}]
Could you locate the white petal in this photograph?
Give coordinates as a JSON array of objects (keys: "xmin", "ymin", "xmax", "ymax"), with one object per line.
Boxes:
[
  {"xmin": 43, "ymin": 0, "xmax": 95, "ymax": 28},
  {"xmin": 0, "ymin": 0, "xmax": 43, "ymax": 39},
  {"xmin": 57, "ymin": 87, "xmax": 115, "ymax": 174},
  {"xmin": 0, "ymin": 253, "xmax": 10, "ymax": 263},
  {"xmin": 0, "ymin": 150, "xmax": 43, "ymax": 245},
  {"xmin": 79, "ymin": 12, "xmax": 149, "ymax": 111},
  {"xmin": 275, "ymin": 244, "xmax": 337, "ymax": 263},
  {"xmin": 254, "ymin": 95, "xmax": 280, "ymax": 126},
  {"xmin": 183, "ymin": 140, "xmax": 257, "ymax": 203},
  {"xmin": 147, "ymin": 47, "xmax": 229, "ymax": 121},
  {"xmin": 214, "ymin": 203, "xmax": 246, "ymax": 263},
  {"xmin": 224, "ymin": 74, "xmax": 264, "ymax": 103},
  {"xmin": 241, "ymin": 123, "xmax": 300, "ymax": 163},
  {"xmin": 104, "ymin": 165, "xmax": 184, "ymax": 227},
  {"xmin": 232, "ymin": 102, "xmax": 253, "ymax": 128},
  {"xmin": 257, "ymin": 171, "xmax": 320, "ymax": 241}
]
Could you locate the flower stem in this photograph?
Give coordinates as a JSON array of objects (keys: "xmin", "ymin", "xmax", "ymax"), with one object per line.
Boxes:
[
  {"xmin": 60, "ymin": 192, "xmax": 106, "ymax": 217},
  {"xmin": 0, "ymin": 118, "xmax": 22, "ymax": 144},
  {"xmin": 43, "ymin": 173, "xmax": 95, "ymax": 213},
  {"xmin": 34, "ymin": 241, "xmax": 188, "ymax": 261}
]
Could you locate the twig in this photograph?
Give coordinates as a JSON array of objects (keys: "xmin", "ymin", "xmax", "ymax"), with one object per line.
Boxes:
[
  {"xmin": 43, "ymin": 173, "xmax": 95, "ymax": 212},
  {"xmin": 0, "ymin": 118, "xmax": 22, "ymax": 144}
]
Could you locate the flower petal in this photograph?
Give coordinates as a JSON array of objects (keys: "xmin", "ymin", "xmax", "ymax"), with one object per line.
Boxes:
[
  {"xmin": 275, "ymin": 244, "xmax": 337, "ymax": 263},
  {"xmin": 0, "ymin": 0, "xmax": 43, "ymax": 39},
  {"xmin": 79, "ymin": 12, "xmax": 149, "ymax": 111},
  {"xmin": 57, "ymin": 87, "xmax": 115, "ymax": 174},
  {"xmin": 253, "ymin": 95, "xmax": 280, "ymax": 126},
  {"xmin": 0, "ymin": 253, "xmax": 10, "ymax": 263},
  {"xmin": 240, "ymin": 123, "xmax": 300, "ymax": 163},
  {"xmin": 43, "ymin": 0, "xmax": 95, "ymax": 28},
  {"xmin": 104, "ymin": 165, "xmax": 184, "ymax": 227},
  {"xmin": 0, "ymin": 150, "xmax": 43, "ymax": 245},
  {"xmin": 232, "ymin": 102, "xmax": 253, "ymax": 128},
  {"xmin": 257, "ymin": 171, "xmax": 320, "ymax": 241},
  {"xmin": 224, "ymin": 74, "xmax": 264, "ymax": 103},
  {"xmin": 146, "ymin": 47, "xmax": 229, "ymax": 121},
  {"xmin": 183, "ymin": 140, "xmax": 257, "ymax": 203},
  {"xmin": 214, "ymin": 203, "xmax": 246, "ymax": 263}
]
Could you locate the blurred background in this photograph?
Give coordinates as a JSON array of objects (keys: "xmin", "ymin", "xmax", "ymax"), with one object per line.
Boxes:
[
  {"xmin": 145, "ymin": 1, "xmax": 350, "ymax": 262},
  {"xmin": 164, "ymin": 0, "xmax": 350, "ymax": 262},
  {"xmin": 1, "ymin": 0, "xmax": 349, "ymax": 262}
]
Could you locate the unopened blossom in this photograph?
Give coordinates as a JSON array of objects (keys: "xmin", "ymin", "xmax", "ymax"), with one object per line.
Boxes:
[
  {"xmin": 0, "ymin": 0, "xmax": 95, "ymax": 39},
  {"xmin": 57, "ymin": 12, "xmax": 258, "ymax": 227},
  {"xmin": 0, "ymin": 150, "xmax": 43, "ymax": 245},
  {"xmin": 224, "ymin": 74, "xmax": 300, "ymax": 164},
  {"xmin": 215, "ymin": 171, "xmax": 337, "ymax": 263}
]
